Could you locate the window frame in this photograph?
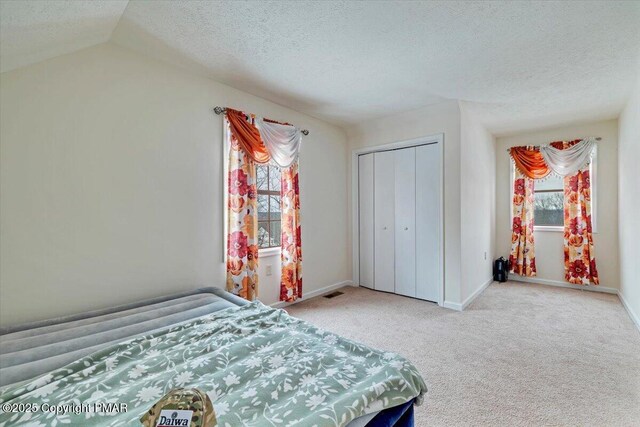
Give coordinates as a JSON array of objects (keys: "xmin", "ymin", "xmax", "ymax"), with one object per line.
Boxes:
[
  {"xmin": 532, "ymin": 181, "xmax": 564, "ymax": 230},
  {"xmin": 256, "ymin": 164, "xmax": 282, "ymax": 252},
  {"xmin": 508, "ymin": 146, "xmax": 597, "ymax": 233}
]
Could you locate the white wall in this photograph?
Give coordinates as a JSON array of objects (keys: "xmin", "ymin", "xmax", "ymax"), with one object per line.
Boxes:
[
  {"xmin": 495, "ymin": 120, "xmax": 619, "ymax": 290},
  {"xmin": 0, "ymin": 43, "xmax": 350, "ymax": 326},
  {"xmin": 347, "ymin": 101, "xmax": 463, "ymax": 304},
  {"xmin": 618, "ymin": 75, "xmax": 640, "ymax": 328},
  {"xmin": 460, "ymin": 102, "xmax": 496, "ymax": 303}
]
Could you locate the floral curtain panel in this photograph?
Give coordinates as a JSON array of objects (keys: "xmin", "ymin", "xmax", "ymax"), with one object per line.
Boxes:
[
  {"xmin": 563, "ymin": 168, "xmax": 599, "ymax": 285},
  {"xmin": 509, "ymin": 168, "xmax": 537, "ymax": 276},
  {"xmin": 224, "ymin": 109, "xmax": 304, "ymax": 302},
  {"xmin": 280, "ymin": 163, "xmax": 303, "ymax": 302},
  {"xmin": 508, "ymin": 138, "xmax": 599, "ymax": 286},
  {"xmin": 226, "ymin": 120, "xmax": 259, "ymax": 300}
]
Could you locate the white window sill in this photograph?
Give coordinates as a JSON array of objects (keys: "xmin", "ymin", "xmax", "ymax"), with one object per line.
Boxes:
[
  {"xmin": 534, "ymin": 226, "xmax": 563, "ymax": 232},
  {"xmin": 525, "ymin": 226, "xmax": 599, "ymax": 234},
  {"xmin": 259, "ymin": 247, "xmax": 281, "ymax": 258}
]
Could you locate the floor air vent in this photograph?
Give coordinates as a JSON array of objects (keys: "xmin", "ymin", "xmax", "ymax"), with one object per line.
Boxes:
[{"xmin": 323, "ymin": 291, "xmax": 344, "ymax": 299}]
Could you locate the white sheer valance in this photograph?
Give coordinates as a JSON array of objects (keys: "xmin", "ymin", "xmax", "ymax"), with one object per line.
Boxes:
[
  {"xmin": 539, "ymin": 137, "xmax": 596, "ymax": 177},
  {"xmin": 255, "ymin": 118, "xmax": 303, "ymax": 168}
]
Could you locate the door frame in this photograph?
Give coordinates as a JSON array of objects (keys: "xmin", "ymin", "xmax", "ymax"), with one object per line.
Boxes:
[{"xmin": 351, "ymin": 133, "xmax": 445, "ymax": 306}]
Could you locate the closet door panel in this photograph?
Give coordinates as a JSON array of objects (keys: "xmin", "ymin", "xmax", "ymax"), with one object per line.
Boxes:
[
  {"xmin": 394, "ymin": 147, "xmax": 416, "ymax": 298},
  {"xmin": 358, "ymin": 154, "xmax": 374, "ymax": 289},
  {"xmin": 374, "ymin": 151, "xmax": 395, "ymax": 293},
  {"xmin": 416, "ymin": 143, "xmax": 442, "ymax": 302}
]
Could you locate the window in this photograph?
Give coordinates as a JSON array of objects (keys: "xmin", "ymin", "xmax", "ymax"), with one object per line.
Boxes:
[
  {"xmin": 533, "ymin": 174, "xmax": 564, "ymax": 227},
  {"xmin": 256, "ymin": 164, "xmax": 281, "ymax": 249},
  {"xmin": 509, "ymin": 147, "xmax": 597, "ymax": 232}
]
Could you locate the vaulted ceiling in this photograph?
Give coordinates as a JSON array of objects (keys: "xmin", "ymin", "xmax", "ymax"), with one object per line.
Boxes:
[
  {"xmin": 0, "ymin": 0, "xmax": 128, "ymax": 72},
  {"xmin": 1, "ymin": 0, "xmax": 639, "ymax": 135}
]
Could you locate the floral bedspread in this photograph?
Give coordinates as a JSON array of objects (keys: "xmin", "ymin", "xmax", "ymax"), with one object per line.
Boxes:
[{"xmin": 0, "ymin": 302, "xmax": 426, "ymax": 426}]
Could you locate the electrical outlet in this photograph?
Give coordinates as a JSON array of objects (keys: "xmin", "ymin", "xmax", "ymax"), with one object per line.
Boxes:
[{"xmin": 266, "ymin": 265, "xmax": 272, "ymax": 276}]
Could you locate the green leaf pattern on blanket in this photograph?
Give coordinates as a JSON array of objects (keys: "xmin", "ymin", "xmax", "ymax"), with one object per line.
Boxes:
[{"xmin": 0, "ymin": 302, "xmax": 426, "ymax": 426}]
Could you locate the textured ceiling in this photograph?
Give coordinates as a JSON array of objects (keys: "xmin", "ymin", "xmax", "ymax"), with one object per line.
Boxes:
[
  {"xmin": 0, "ymin": 0, "xmax": 129, "ymax": 73},
  {"xmin": 2, "ymin": 1, "xmax": 640, "ymax": 134}
]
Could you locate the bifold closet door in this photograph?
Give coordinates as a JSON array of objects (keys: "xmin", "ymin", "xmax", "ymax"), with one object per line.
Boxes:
[
  {"xmin": 358, "ymin": 153, "xmax": 374, "ymax": 289},
  {"xmin": 373, "ymin": 151, "xmax": 395, "ymax": 293},
  {"xmin": 394, "ymin": 147, "xmax": 416, "ymax": 297},
  {"xmin": 416, "ymin": 143, "xmax": 442, "ymax": 302}
]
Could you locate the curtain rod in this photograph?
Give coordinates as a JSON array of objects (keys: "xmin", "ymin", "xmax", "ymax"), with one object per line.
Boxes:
[
  {"xmin": 505, "ymin": 137, "xmax": 601, "ymax": 152},
  {"xmin": 213, "ymin": 106, "xmax": 309, "ymax": 136}
]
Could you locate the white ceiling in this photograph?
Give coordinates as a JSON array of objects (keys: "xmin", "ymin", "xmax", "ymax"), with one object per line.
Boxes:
[
  {"xmin": 1, "ymin": 1, "xmax": 639, "ymax": 134},
  {"xmin": 0, "ymin": 0, "xmax": 128, "ymax": 73}
]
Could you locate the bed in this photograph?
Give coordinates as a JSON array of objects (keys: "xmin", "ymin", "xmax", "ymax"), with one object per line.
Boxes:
[{"xmin": 0, "ymin": 287, "xmax": 426, "ymax": 426}]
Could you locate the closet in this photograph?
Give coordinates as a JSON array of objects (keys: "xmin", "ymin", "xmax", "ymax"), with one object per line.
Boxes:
[{"xmin": 358, "ymin": 141, "xmax": 442, "ymax": 303}]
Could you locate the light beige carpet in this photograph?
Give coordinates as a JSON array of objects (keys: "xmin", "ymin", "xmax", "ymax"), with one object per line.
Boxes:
[{"xmin": 285, "ymin": 281, "xmax": 640, "ymax": 426}]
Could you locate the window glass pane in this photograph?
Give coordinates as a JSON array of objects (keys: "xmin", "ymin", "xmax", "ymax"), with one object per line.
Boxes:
[
  {"xmin": 257, "ymin": 195, "xmax": 269, "ymax": 221},
  {"xmin": 256, "ymin": 165, "xmax": 268, "ymax": 190},
  {"xmin": 536, "ymin": 174, "xmax": 563, "ymax": 191},
  {"xmin": 269, "ymin": 166, "xmax": 281, "ymax": 191},
  {"xmin": 271, "ymin": 221, "xmax": 281, "ymax": 246},
  {"xmin": 534, "ymin": 191, "xmax": 564, "ymax": 226},
  {"xmin": 269, "ymin": 195, "xmax": 281, "ymax": 220},
  {"xmin": 258, "ymin": 221, "xmax": 270, "ymax": 248}
]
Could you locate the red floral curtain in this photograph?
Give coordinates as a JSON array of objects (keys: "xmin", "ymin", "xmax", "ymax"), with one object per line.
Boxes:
[
  {"xmin": 223, "ymin": 108, "xmax": 304, "ymax": 302},
  {"xmin": 225, "ymin": 119, "xmax": 259, "ymax": 300},
  {"xmin": 280, "ymin": 163, "xmax": 302, "ymax": 302},
  {"xmin": 509, "ymin": 168, "xmax": 537, "ymax": 276},
  {"xmin": 563, "ymin": 168, "xmax": 599, "ymax": 285}
]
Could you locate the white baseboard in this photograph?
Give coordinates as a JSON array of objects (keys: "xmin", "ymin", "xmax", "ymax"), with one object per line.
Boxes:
[
  {"xmin": 618, "ymin": 291, "xmax": 640, "ymax": 333},
  {"xmin": 509, "ymin": 275, "xmax": 618, "ymax": 294},
  {"xmin": 443, "ymin": 277, "xmax": 493, "ymax": 312},
  {"xmin": 463, "ymin": 277, "xmax": 494, "ymax": 310},
  {"xmin": 270, "ymin": 280, "xmax": 355, "ymax": 309},
  {"xmin": 442, "ymin": 301, "xmax": 462, "ymax": 311}
]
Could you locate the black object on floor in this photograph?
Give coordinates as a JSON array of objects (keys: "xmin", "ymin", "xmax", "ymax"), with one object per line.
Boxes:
[
  {"xmin": 494, "ymin": 257, "xmax": 509, "ymax": 282},
  {"xmin": 365, "ymin": 398, "xmax": 415, "ymax": 427}
]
